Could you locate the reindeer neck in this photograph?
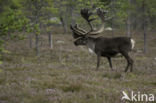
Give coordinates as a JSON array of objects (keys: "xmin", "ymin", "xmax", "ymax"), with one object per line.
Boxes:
[{"xmin": 86, "ymin": 37, "xmax": 96, "ymax": 53}]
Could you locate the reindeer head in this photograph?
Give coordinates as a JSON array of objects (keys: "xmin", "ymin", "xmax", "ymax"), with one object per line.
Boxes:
[
  {"xmin": 70, "ymin": 8, "xmax": 108, "ymax": 46},
  {"xmin": 74, "ymin": 36, "xmax": 87, "ymax": 46}
]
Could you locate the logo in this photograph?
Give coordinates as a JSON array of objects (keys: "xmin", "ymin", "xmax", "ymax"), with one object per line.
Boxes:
[{"xmin": 122, "ymin": 91, "xmax": 155, "ymax": 102}]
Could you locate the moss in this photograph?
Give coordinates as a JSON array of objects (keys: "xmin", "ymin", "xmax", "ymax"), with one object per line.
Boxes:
[
  {"xmin": 150, "ymin": 82, "xmax": 156, "ymax": 86},
  {"xmin": 61, "ymin": 83, "xmax": 83, "ymax": 92},
  {"xmin": 126, "ymin": 73, "xmax": 137, "ymax": 79},
  {"xmin": 102, "ymin": 72, "xmax": 122, "ymax": 79},
  {"xmin": 0, "ymin": 78, "xmax": 5, "ymax": 85},
  {"xmin": 1, "ymin": 33, "xmax": 156, "ymax": 103}
]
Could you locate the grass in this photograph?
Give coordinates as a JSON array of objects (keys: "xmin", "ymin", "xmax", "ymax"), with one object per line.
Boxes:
[{"xmin": 0, "ymin": 32, "xmax": 156, "ymax": 103}]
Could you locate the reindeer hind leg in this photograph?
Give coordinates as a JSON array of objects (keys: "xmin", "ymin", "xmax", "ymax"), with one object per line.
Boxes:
[
  {"xmin": 130, "ymin": 59, "xmax": 133, "ymax": 72},
  {"xmin": 121, "ymin": 51, "xmax": 133, "ymax": 72}
]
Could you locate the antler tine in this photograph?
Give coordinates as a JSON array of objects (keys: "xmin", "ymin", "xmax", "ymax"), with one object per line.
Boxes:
[
  {"xmin": 70, "ymin": 8, "xmax": 108, "ymax": 37},
  {"xmin": 89, "ymin": 8, "xmax": 107, "ymax": 35},
  {"xmin": 80, "ymin": 8, "xmax": 96, "ymax": 31},
  {"xmin": 74, "ymin": 24, "xmax": 87, "ymax": 34},
  {"xmin": 71, "ymin": 24, "xmax": 86, "ymax": 35},
  {"xmin": 70, "ymin": 24, "xmax": 84, "ymax": 39},
  {"xmin": 96, "ymin": 8, "xmax": 108, "ymax": 22}
]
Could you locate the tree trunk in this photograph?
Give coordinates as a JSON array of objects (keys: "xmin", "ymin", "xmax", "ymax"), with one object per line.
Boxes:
[
  {"xmin": 111, "ymin": 0, "xmax": 114, "ymax": 37},
  {"xmin": 29, "ymin": 33, "xmax": 32, "ymax": 48},
  {"xmin": 64, "ymin": 16, "xmax": 68, "ymax": 33},
  {"xmin": 69, "ymin": 5, "xmax": 75, "ymax": 25},
  {"xmin": 111, "ymin": 20, "xmax": 114, "ymax": 37},
  {"xmin": 48, "ymin": 33, "xmax": 53, "ymax": 49},
  {"xmin": 35, "ymin": 34, "xmax": 39, "ymax": 56},
  {"xmin": 143, "ymin": 0, "xmax": 147, "ymax": 53},
  {"xmin": 143, "ymin": 22, "xmax": 147, "ymax": 53},
  {"xmin": 126, "ymin": 0, "xmax": 132, "ymax": 37},
  {"xmin": 40, "ymin": 35, "xmax": 43, "ymax": 47},
  {"xmin": 62, "ymin": 4, "xmax": 69, "ymax": 33},
  {"xmin": 64, "ymin": 6, "xmax": 68, "ymax": 33},
  {"xmin": 126, "ymin": 18, "xmax": 131, "ymax": 37},
  {"xmin": 60, "ymin": 16, "xmax": 67, "ymax": 33}
]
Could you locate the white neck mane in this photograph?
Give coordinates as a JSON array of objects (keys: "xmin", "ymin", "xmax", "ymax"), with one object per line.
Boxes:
[{"xmin": 87, "ymin": 41, "xmax": 95, "ymax": 54}]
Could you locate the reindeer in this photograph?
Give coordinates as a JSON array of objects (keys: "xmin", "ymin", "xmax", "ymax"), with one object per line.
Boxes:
[{"xmin": 70, "ymin": 8, "xmax": 135, "ymax": 72}]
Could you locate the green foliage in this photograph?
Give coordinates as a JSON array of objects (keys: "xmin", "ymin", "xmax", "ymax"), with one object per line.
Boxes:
[
  {"xmin": 0, "ymin": 0, "xmax": 29, "ymax": 62},
  {"xmin": 0, "ymin": 0, "xmax": 156, "ymax": 58},
  {"xmin": 98, "ymin": 0, "xmax": 156, "ymax": 29},
  {"xmin": 21, "ymin": 0, "xmax": 58, "ymax": 35},
  {"xmin": 1, "ymin": 9, "xmax": 28, "ymax": 33}
]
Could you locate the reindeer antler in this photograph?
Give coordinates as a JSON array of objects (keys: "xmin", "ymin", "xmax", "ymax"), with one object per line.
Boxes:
[
  {"xmin": 70, "ymin": 24, "xmax": 85, "ymax": 39},
  {"xmin": 71, "ymin": 8, "xmax": 107, "ymax": 38},
  {"xmin": 80, "ymin": 8, "xmax": 96, "ymax": 31},
  {"xmin": 88, "ymin": 8, "xmax": 107, "ymax": 35}
]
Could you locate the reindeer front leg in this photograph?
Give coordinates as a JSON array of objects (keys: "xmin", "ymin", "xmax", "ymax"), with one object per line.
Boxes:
[
  {"xmin": 107, "ymin": 57, "xmax": 114, "ymax": 71},
  {"xmin": 96, "ymin": 53, "xmax": 101, "ymax": 70}
]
